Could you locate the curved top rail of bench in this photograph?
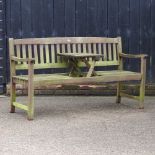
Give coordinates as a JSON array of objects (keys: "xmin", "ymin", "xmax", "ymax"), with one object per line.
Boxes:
[{"xmin": 11, "ymin": 37, "xmax": 121, "ymax": 45}]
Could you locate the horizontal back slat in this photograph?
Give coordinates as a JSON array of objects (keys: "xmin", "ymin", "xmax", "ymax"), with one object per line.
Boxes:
[
  {"xmin": 16, "ymin": 61, "xmax": 119, "ymax": 70},
  {"xmin": 14, "ymin": 37, "xmax": 120, "ymax": 45},
  {"xmin": 10, "ymin": 37, "xmax": 122, "ymax": 70}
]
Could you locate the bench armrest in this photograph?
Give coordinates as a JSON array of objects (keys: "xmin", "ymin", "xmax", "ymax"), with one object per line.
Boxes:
[
  {"xmin": 11, "ymin": 56, "xmax": 35, "ymax": 63},
  {"xmin": 10, "ymin": 56, "xmax": 35, "ymax": 78},
  {"xmin": 119, "ymin": 53, "xmax": 148, "ymax": 59},
  {"xmin": 119, "ymin": 53, "xmax": 147, "ymax": 75}
]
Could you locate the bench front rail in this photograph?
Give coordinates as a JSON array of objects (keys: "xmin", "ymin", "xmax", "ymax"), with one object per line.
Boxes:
[{"xmin": 9, "ymin": 37, "xmax": 147, "ymax": 120}]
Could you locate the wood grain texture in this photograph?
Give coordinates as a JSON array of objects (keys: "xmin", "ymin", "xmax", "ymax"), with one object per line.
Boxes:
[{"xmin": 9, "ymin": 37, "xmax": 147, "ymax": 120}]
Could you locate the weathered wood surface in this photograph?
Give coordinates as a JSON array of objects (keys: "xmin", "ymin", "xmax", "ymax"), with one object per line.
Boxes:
[
  {"xmin": 14, "ymin": 37, "xmax": 120, "ymax": 45},
  {"xmin": 9, "ymin": 37, "xmax": 147, "ymax": 120},
  {"xmin": 12, "ymin": 71, "xmax": 141, "ymax": 84},
  {"xmin": 57, "ymin": 52, "xmax": 104, "ymax": 77},
  {"xmin": 57, "ymin": 53, "xmax": 103, "ymax": 58}
]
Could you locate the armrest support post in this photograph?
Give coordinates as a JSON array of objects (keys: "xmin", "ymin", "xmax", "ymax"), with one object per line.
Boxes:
[
  {"xmin": 141, "ymin": 57, "xmax": 146, "ymax": 75},
  {"xmin": 118, "ymin": 56, "xmax": 123, "ymax": 70},
  {"xmin": 10, "ymin": 60, "xmax": 16, "ymax": 77}
]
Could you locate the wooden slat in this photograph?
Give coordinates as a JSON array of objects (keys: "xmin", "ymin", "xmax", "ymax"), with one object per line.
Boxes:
[
  {"xmin": 67, "ymin": 44, "xmax": 71, "ymax": 53},
  {"xmin": 16, "ymin": 45, "xmax": 21, "ymax": 64},
  {"xmin": 98, "ymin": 43, "xmax": 102, "ymax": 61},
  {"xmin": 22, "ymin": 45, "xmax": 27, "ymax": 64},
  {"xmin": 83, "ymin": 44, "xmax": 87, "ymax": 53},
  {"xmin": 72, "ymin": 44, "xmax": 76, "ymax": 53},
  {"xmin": 28, "ymin": 45, "xmax": 32, "ymax": 59},
  {"xmin": 9, "ymin": 38, "xmax": 15, "ymax": 56},
  {"xmin": 93, "ymin": 44, "xmax": 97, "ymax": 54},
  {"xmin": 16, "ymin": 45, "xmax": 21, "ymax": 58},
  {"xmin": 103, "ymin": 44, "xmax": 107, "ymax": 60},
  {"xmin": 108, "ymin": 44, "xmax": 112, "ymax": 61},
  {"xmin": 13, "ymin": 102, "xmax": 28, "ymax": 111},
  {"xmin": 120, "ymin": 92, "xmax": 140, "ymax": 101},
  {"xmin": 88, "ymin": 43, "xmax": 92, "ymax": 61},
  {"xmin": 16, "ymin": 63, "xmax": 67, "ymax": 70},
  {"xmin": 14, "ymin": 70, "xmax": 140, "ymax": 83},
  {"xmin": 57, "ymin": 53, "xmax": 103, "ymax": 58},
  {"xmin": 51, "ymin": 45, "xmax": 55, "ymax": 63},
  {"xmin": 40, "ymin": 45, "xmax": 44, "ymax": 64},
  {"xmin": 16, "ymin": 61, "xmax": 119, "ymax": 70},
  {"xmin": 14, "ymin": 37, "xmax": 120, "ymax": 45},
  {"xmin": 45, "ymin": 45, "xmax": 50, "ymax": 63},
  {"xmin": 77, "ymin": 44, "xmax": 81, "ymax": 53},
  {"xmin": 56, "ymin": 44, "xmax": 61, "ymax": 62},
  {"xmin": 113, "ymin": 43, "xmax": 117, "ymax": 61},
  {"xmin": 88, "ymin": 43, "xmax": 92, "ymax": 54},
  {"xmin": 33, "ymin": 45, "xmax": 38, "ymax": 64},
  {"xmin": 61, "ymin": 44, "xmax": 66, "ymax": 53}
]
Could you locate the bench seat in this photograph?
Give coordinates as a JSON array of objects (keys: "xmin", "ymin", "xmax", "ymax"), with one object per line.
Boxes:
[{"xmin": 13, "ymin": 70, "xmax": 142, "ymax": 85}]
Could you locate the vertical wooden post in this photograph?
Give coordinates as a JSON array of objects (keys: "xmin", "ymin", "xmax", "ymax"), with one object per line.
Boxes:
[
  {"xmin": 116, "ymin": 37, "xmax": 123, "ymax": 104},
  {"xmin": 139, "ymin": 57, "xmax": 146, "ymax": 109},
  {"xmin": 9, "ymin": 38, "xmax": 16, "ymax": 113},
  {"xmin": 27, "ymin": 61, "xmax": 34, "ymax": 120},
  {"xmin": 10, "ymin": 62, "xmax": 16, "ymax": 113}
]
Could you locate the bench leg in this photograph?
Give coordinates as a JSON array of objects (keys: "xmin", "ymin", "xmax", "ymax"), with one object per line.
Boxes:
[
  {"xmin": 116, "ymin": 82, "xmax": 121, "ymax": 104},
  {"xmin": 139, "ymin": 79, "xmax": 145, "ymax": 109},
  {"xmin": 27, "ymin": 62, "xmax": 34, "ymax": 120},
  {"xmin": 139, "ymin": 58, "xmax": 146, "ymax": 109},
  {"xmin": 10, "ymin": 82, "xmax": 16, "ymax": 113},
  {"xmin": 27, "ymin": 79, "xmax": 34, "ymax": 120}
]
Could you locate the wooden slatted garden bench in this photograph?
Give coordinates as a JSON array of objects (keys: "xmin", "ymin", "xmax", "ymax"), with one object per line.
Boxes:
[{"xmin": 9, "ymin": 37, "xmax": 147, "ymax": 120}]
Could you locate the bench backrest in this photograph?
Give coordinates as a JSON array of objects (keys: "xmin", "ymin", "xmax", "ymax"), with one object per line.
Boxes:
[{"xmin": 9, "ymin": 37, "xmax": 122, "ymax": 70}]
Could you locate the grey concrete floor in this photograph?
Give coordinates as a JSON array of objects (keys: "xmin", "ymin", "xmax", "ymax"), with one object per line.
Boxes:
[{"xmin": 0, "ymin": 96, "xmax": 155, "ymax": 155}]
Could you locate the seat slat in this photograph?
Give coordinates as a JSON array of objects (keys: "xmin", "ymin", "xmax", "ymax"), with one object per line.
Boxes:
[{"xmin": 13, "ymin": 70, "xmax": 141, "ymax": 84}]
